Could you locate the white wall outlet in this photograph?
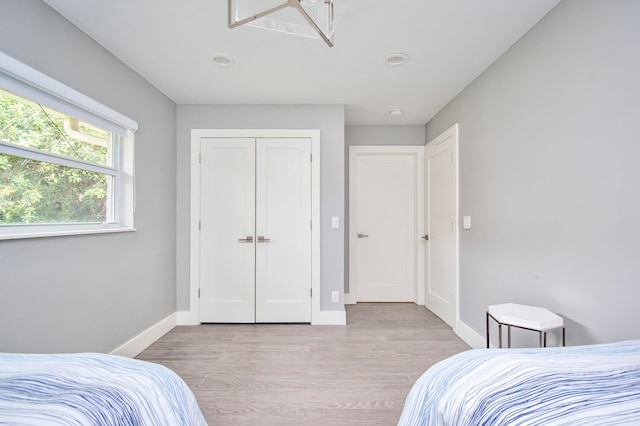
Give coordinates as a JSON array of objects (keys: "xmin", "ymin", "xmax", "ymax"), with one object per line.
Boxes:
[
  {"xmin": 331, "ymin": 291, "xmax": 340, "ymax": 303},
  {"xmin": 331, "ymin": 217, "xmax": 340, "ymax": 228}
]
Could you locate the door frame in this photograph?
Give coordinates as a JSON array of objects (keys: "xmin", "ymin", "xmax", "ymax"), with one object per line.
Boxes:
[
  {"xmin": 345, "ymin": 145, "xmax": 425, "ymax": 305},
  {"xmin": 187, "ymin": 129, "xmax": 321, "ymax": 324},
  {"xmin": 425, "ymin": 123, "xmax": 459, "ymax": 331}
]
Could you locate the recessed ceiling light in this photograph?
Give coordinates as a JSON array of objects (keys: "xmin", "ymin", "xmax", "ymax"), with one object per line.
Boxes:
[
  {"xmin": 385, "ymin": 53, "xmax": 409, "ymax": 66},
  {"xmin": 389, "ymin": 109, "xmax": 403, "ymax": 117},
  {"xmin": 210, "ymin": 54, "xmax": 235, "ymax": 66}
]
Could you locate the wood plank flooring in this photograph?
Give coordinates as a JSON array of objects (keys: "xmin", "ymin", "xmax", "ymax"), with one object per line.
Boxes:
[{"xmin": 136, "ymin": 303, "xmax": 470, "ymax": 425}]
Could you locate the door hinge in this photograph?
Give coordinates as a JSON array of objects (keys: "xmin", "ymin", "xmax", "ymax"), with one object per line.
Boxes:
[
  {"xmin": 198, "ymin": 288, "xmax": 201, "ymax": 298},
  {"xmin": 451, "ymin": 152, "xmax": 453, "ymax": 162},
  {"xmin": 310, "ymin": 288, "xmax": 312, "ymax": 297},
  {"xmin": 310, "ymin": 153, "xmax": 312, "ymax": 162},
  {"xmin": 199, "ymin": 153, "xmax": 202, "ymax": 164},
  {"xmin": 310, "ymin": 220, "xmax": 312, "ymax": 230},
  {"xmin": 199, "ymin": 220, "xmax": 201, "ymax": 230}
]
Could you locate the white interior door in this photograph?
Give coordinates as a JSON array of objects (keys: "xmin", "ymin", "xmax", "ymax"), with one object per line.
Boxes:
[
  {"xmin": 350, "ymin": 148, "xmax": 419, "ymax": 302},
  {"xmin": 199, "ymin": 137, "xmax": 311, "ymax": 323},
  {"xmin": 199, "ymin": 138, "xmax": 256, "ymax": 323},
  {"xmin": 255, "ymin": 138, "xmax": 311, "ymax": 322},
  {"xmin": 425, "ymin": 125, "xmax": 458, "ymax": 327}
]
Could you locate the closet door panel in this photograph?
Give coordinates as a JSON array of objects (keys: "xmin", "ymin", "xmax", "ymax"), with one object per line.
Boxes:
[
  {"xmin": 255, "ymin": 138, "xmax": 311, "ymax": 323},
  {"xmin": 199, "ymin": 138, "xmax": 256, "ymax": 323}
]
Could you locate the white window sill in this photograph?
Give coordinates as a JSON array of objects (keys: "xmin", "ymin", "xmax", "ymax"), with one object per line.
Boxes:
[{"xmin": 0, "ymin": 227, "xmax": 136, "ymax": 241}]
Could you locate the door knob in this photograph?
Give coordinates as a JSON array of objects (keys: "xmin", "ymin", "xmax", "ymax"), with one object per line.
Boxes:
[
  {"xmin": 357, "ymin": 233, "xmax": 369, "ymax": 238},
  {"xmin": 421, "ymin": 234, "xmax": 429, "ymax": 241},
  {"xmin": 257, "ymin": 236, "xmax": 271, "ymax": 243},
  {"xmin": 237, "ymin": 236, "xmax": 254, "ymax": 243}
]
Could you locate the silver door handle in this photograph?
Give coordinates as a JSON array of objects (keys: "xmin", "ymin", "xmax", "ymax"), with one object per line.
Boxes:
[
  {"xmin": 257, "ymin": 236, "xmax": 271, "ymax": 243},
  {"xmin": 238, "ymin": 236, "xmax": 254, "ymax": 243},
  {"xmin": 357, "ymin": 233, "xmax": 369, "ymax": 238}
]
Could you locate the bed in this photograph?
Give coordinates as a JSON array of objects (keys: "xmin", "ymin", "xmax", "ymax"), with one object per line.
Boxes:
[
  {"xmin": 0, "ymin": 352, "xmax": 207, "ymax": 425},
  {"xmin": 399, "ymin": 340, "xmax": 640, "ymax": 425}
]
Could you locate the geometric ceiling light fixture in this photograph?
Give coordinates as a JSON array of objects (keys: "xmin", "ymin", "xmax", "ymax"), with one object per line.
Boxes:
[{"xmin": 228, "ymin": 0, "xmax": 335, "ymax": 47}]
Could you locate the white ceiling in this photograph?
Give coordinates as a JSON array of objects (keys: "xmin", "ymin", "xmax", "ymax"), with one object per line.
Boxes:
[{"xmin": 42, "ymin": 0, "xmax": 560, "ymax": 126}]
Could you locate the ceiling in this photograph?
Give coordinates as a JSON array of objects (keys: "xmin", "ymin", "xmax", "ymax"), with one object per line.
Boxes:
[{"xmin": 42, "ymin": 0, "xmax": 560, "ymax": 126}]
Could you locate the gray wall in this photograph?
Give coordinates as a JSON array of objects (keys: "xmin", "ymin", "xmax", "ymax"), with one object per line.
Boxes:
[
  {"xmin": 344, "ymin": 126, "xmax": 425, "ymax": 293},
  {"xmin": 426, "ymin": 0, "xmax": 640, "ymax": 345},
  {"xmin": 176, "ymin": 105, "xmax": 345, "ymax": 311},
  {"xmin": 0, "ymin": 1, "xmax": 178, "ymax": 353},
  {"xmin": 346, "ymin": 126, "xmax": 425, "ymax": 147}
]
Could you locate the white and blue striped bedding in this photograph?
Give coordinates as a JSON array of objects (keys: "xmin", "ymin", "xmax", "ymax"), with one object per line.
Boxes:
[
  {"xmin": 0, "ymin": 352, "xmax": 207, "ymax": 425},
  {"xmin": 399, "ymin": 340, "xmax": 640, "ymax": 425}
]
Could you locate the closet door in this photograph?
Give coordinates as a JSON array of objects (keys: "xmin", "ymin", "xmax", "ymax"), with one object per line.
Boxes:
[
  {"xmin": 255, "ymin": 138, "xmax": 311, "ymax": 322},
  {"xmin": 199, "ymin": 138, "xmax": 256, "ymax": 323}
]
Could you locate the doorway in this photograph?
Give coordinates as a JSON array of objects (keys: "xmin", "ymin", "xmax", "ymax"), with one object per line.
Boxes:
[{"xmin": 347, "ymin": 146, "xmax": 424, "ymax": 303}]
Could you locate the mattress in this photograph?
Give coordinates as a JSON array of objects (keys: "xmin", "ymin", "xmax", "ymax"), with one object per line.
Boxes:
[
  {"xmin": 399, "ymin": 340, "xmax": 640, "ymax": 425},
  {"xmin": 0, "ymin": 352, "xmax": 207, "ymax": 425}
]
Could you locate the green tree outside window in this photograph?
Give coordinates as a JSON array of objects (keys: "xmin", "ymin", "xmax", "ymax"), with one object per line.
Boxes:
[{"xmin": 0, "ymin": 90, "xmax": 111, "ymax": 224}]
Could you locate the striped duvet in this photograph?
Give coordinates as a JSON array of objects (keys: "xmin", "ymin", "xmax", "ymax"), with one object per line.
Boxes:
[
  {"xmin": 399, "ymin": 340, "xmax": 640, "ymax": 425},
  {"xmin": 0, "ymin": 352, "xmax": 206, "ymax": 425}
]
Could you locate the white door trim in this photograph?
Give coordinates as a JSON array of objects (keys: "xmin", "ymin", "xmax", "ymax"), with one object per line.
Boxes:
[
  {"xmin": 425, "ymin": 123, "xmax": 459, "ymax": 331},
  {"xmin": 346, "ymin": 145, "xmax": 424, "ymax": 305},
  {"xmin": 184, "ymin": 129, "xmax": 322, "ymax": 325}
]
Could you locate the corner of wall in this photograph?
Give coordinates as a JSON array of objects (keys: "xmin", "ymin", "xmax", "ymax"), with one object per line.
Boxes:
[
  {"xmin": 110, "ymin": 313, "xmax": 178, "ymax": 358},
  {"xmin": 455, "ymin": 319, "xmax": 486, "ymax": 349}
]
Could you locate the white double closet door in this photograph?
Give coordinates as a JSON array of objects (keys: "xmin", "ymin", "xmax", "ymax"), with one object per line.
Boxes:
[{"xmin": 199, "ymin": 137, "xmax": 311, "ymax": 323}]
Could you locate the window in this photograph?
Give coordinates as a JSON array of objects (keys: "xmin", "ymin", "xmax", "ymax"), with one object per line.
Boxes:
[{"xmin": 0, "ymin": 52, "xmax": 138, "ymax": 239}]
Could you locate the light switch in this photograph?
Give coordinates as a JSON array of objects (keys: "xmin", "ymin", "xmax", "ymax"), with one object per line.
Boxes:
[
  {"xmin": 331, "ymin": 217, "xmax": 340, "ymax": 228},
  {"xmin": 463, "ymin": 216, "xmax": 471, "ymax": 230}
]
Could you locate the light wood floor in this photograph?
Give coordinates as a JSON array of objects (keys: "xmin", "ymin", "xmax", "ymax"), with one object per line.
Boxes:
[{"xmin": 136, "ymin": 303, "xmax": 470, "ymax": 425}]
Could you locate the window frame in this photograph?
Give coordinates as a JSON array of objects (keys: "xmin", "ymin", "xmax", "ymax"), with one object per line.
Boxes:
[{"xmin": 0, "ymin": 51, "xmax": 138, "ymax": 240}]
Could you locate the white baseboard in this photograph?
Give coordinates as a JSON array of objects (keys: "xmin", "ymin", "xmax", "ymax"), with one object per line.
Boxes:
[
  {"xmin": 343, "ymin": 292, "xmax": 356, "ymax": 305},
  {"xmin": 455, "ymin": 319, "xmax": 487, "ymax": 349},
  {"xmin": 111, "ymin": 312, "xmax": 177, "ymax": 358},
  {"xmin": 313, "ymin": 308, "xmax": 346, "ymax": 325},
  {"xmin": 177, "ymin": 310, "xmax": 200, "ymax": 325}
]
